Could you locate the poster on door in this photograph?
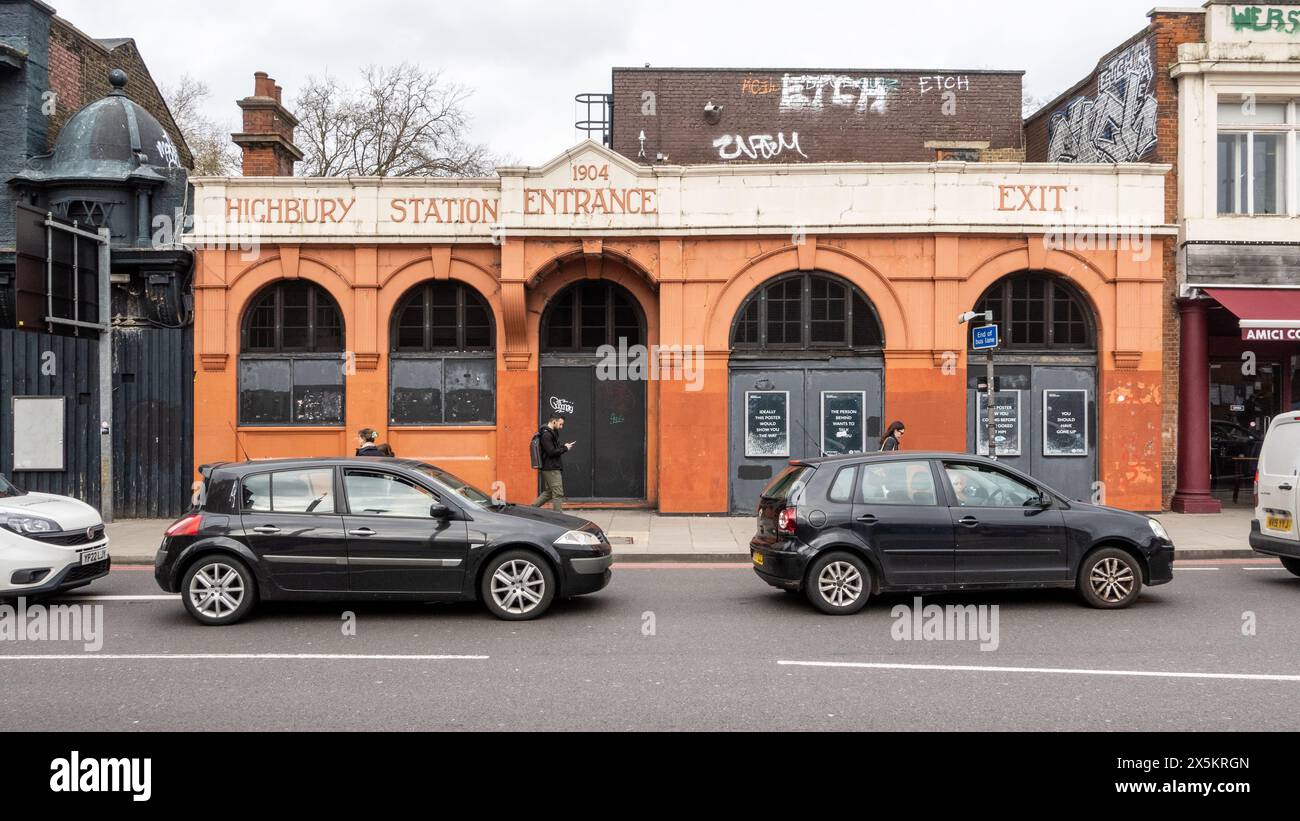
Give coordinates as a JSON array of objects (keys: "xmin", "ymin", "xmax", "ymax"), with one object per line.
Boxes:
[
  {"xmin": 1043, "ymin": 389, "xmax": 1088, "ymax": 456},
  {"xmin": 975, "ymin": 390, "xmax": 1021, "ymax": 456},
  {"xmin": 745, "ymin": 391, "xmax": 790, "ymax": 457},
  {"xmin": 821, "ymin": 391, "xmax": 865, "ymax": 456}
]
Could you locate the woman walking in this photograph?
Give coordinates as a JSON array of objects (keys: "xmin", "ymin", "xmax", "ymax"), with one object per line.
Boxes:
[{"xmin": 879, "ymin": 420, "xmax": 905, "ymax": 452}]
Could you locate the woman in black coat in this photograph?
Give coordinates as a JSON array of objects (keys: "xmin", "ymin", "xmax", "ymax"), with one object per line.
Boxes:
[{"xmin": 879, "ymin": 420, "xmax": 905, "ymax": 452}]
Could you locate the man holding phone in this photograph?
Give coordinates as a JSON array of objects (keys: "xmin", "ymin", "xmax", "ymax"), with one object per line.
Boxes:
[{"xmin": 532, "ymin": 415, "xmax": 575, "ymax": 511}]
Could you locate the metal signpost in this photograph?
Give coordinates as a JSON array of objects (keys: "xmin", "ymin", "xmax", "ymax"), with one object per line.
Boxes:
[{"xmin": 962, "ymin": 311, "xmax": 1000, "ymax": 460}]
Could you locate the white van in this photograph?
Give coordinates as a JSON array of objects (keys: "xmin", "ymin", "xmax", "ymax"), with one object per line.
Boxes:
[
  {"xmin": 1250, "ymin": 412, "xmax": 1300, "ymax": 577},
  {"xmin": 0, "ymin": 473, "xmax": 110, "ymax": 597}
]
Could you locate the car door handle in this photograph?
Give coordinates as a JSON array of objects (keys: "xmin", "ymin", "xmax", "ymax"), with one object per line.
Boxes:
[
  {"xmin": 348, "ymin": 527, "xmax": 377, "ymax": 537},
  {"xmin": 855, "ymin": 514, "xmax": 878, "ymax": 524},
  {"xmin": 1280, "ymin": 484, "xmax": 1293, "ymax": 491},
  {"xmin": 958, "ymin": 516, "xmax": 980, "ymax": 527},
  {"xmin": 251, "ymin": 525, "xmax": 281, "ymax": 534}
]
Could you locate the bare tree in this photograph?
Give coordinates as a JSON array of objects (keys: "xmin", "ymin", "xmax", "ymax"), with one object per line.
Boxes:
[
  {"xmin": 1022, "ymin": 93, "xmax": 1055, "ymax": 120},
  {"xmin": 295, "ymin": 63, "xmax": 494, "ymax": 177},
  {"xmin": 162, "ymin": 75, "xmax": 240, "ymax": 176}
]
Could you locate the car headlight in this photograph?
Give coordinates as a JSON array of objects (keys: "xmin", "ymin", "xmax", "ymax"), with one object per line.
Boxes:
[
  {"xmin": 554, "ymin": 529, "xmax": 602, "ymax": 547},
  {"xmin": 0, "ymin": 512, "xmax": 60, "ymax": 536},
  {"xmin": 1147, "ymin": 518, "xmax": 1171, "ymax": 542}
]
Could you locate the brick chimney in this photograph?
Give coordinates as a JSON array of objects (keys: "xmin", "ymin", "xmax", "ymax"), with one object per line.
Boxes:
[{"xmin": 232, "ymin": 72, "xmax": 303, "ymax": 176}]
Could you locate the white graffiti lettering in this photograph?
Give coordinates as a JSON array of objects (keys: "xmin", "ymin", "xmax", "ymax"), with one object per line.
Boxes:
[
  {"xmin": 779, "ymin": 74, "xmax": 899, "ymax": 114},
  {"xmin": 712, "ymin": 132, "xmax": 808, "ymax": 161},
  {"xmin": 1047, "ymin": 39, "xmax": 1157, "ymax": 163}
]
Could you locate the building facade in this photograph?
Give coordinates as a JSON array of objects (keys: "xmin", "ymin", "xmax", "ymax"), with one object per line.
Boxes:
[
  {"xmin": 1027, "ymin": 0, "xmax": 1300, "ymax": 513},
  {"xmin": 1, "ymin": 0, "xmax": 194, "ymax": 516},
  {"xmin": 188, "ymin": 137, "xmax": 1172, "ymax": 513}
]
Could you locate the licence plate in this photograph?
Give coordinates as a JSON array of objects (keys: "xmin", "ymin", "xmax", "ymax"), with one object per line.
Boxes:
[
  {"xmin": 1267, "ymin": 515, "xmax": 1292, "ymax": 532},
  {"xmin": 80, "ymin": 547, "xmax": 108, "ymax": 565},
  {"xmin": 752, "ymin": 551, "xmax": 764, "ymax": 566}
]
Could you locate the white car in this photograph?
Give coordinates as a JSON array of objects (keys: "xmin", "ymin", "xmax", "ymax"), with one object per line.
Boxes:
[
  {"xmin": 0, "ymin": 473, "xmax": 110, "ymax": 597},
  {"xmin": 1250, "ymin": 411, "xmax": 1300, "ymax": 577}
]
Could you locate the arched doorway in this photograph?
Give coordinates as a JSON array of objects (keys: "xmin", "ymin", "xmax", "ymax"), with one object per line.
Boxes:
[
  {"xmin": 539, "ymin": 280, "xmax": 647, "ymax": 502},
  {"xmin": 967, "ymin": 272, "xmax": 1098, "ymax": 500},
  {"xmin": 727, "ymin": 271, "xmax": 885, "ymax": 511}
]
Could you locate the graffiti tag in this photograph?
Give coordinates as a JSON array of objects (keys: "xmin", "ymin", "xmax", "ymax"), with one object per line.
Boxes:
[
  {"xmin": 712, "ymin": 132, "xmax": 808, "ymax": 161},
  {"xmin": 779, "ymin": 74, "xmax": 900, "ymax": 114},
  {"xmin": 1046, "ymin": 39, "xmax": 1158, "ymax": 163}
]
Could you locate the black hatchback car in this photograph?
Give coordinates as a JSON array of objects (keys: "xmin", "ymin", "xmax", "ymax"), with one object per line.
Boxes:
[
  {"xmin": 155, "ymin": 458, "xmax": 613, "ymax": 625},
  {"xmin": 750, "ymin": 452, "xmax": 1174, "ymax": 614}
]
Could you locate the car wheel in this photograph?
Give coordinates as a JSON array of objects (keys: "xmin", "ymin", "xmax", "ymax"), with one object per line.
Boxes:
[
  {"xmin": 806, "ymin": 551, "xmax": 871, "ymax": 615},
  {"xmin": 1078, "ymin": 547, "xmax": 1143, "ymax": 609},
  {"xmin": 481, "ymin": 550, "xmax": 556, "ymax": 621},
  {"xmin": 1280, "ymin": 557, "xmax": 1300, "ymax": 577},
  {"xmin": 181, "ymin": 555, "xmax": 257, "ymax": 626}
]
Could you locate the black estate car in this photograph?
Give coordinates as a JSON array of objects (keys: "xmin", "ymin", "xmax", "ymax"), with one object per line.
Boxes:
[
  {"xmin": 155, "ymin": 458, "xmax": 613, "ymax": 625},
  {"xmin": 750, "ymin": 452, "xmax": 1174, "ymax": 614}
]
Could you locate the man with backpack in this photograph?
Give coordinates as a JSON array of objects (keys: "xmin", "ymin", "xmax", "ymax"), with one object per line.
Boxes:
[{"xmin": 531, "ymin": 415, "xmax": 574, "ymax": 511}]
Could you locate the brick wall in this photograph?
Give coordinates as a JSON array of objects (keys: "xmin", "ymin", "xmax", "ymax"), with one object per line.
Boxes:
[
  {"xmin": 47, "ymin": 17, "xmax": 191, "ymax": 167},
  {"xmin": 612, "ymin": 67, "xmax": 1023, "ymax": 165}
]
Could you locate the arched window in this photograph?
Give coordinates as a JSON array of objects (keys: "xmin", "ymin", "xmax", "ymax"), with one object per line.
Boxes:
[
  {"xmin": 239, "ymin": 281, "xmax": 345, "ymax": 426},
  {"xmin": 542, "ymin": 281, "xmax": 643, "ymax": 352},
  {"xmin": 731, "ymin": 272, "xmax": 883, "ymax": 350},
  {"xmin": 390, "ymin": 282, "xmax": 495, "ymax": 425},
  {"xmin": 972, "ymin": 273, "xmax": 1094, "ymax": 350}
]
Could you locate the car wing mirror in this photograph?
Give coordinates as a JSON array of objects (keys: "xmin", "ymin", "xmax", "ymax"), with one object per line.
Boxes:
[{"xmin": 430, "ymin": 503, "xmax": 452, "ymax": 519}]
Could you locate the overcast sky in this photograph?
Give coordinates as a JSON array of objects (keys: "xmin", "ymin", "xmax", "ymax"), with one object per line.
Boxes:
[{"xmin": 52, "ymin": 0, "xmax": 1181, "ymax": 165}]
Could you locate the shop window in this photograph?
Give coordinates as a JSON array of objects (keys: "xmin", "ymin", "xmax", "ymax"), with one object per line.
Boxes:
[
  {"xmin": 730, "ymin": 272, "xmax": 882, "ymax": 351},
  {"xmin": 542, "ymin": 281, "xmax": 644, "ymax": 352},
  {"xmin": 389, "ymin": 282, "xmax": 495, "ymax": 425},
  {"xmin": 1216, "ymin": 97, "xmax": 1295, "ymax": 216},
  {"xmin": 239, "ymin": 281, "xmax": 345, "ymax": 426},
  {"xmin": 973, "ymin": 274, "xmax": 1093, "ymax": 351}
]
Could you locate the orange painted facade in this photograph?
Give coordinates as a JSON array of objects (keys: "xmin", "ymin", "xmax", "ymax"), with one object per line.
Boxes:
[{"xmin": 193, "ymin": 230, "xmax": 1167, "ymax": 512}]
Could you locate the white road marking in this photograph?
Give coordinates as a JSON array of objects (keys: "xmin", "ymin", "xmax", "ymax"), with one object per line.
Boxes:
[
  {"xmin": 778, "ymin": 660, "xmax": 1300, "ymax": 683},
  {"xmin": 1174, "ymin": 567, "xmax": 1219, "ymax": 571},
  {"xmin": 47, "ymin": 594, "xmax": 179, "ymax": 601},
  {"xmin": 0, "ymin": 653, "xmax": 488, "ymax": 661},
  {"xmin": 1243, "ymin": 567, "xmax": 1289, "ymax": 571}
]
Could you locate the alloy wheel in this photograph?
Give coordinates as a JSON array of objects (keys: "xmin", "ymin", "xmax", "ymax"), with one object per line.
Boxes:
[
  {"xmin": 1089, "ymin": 556, "xmax": 1135, "ymax": 603},
  {"xmin": 818, "ymin": 560, "xmax": 863, "ymax": 607},
  {"xmin": 490, "ymin": 559, "xmax": 546, "ymax": 616},
  {"xmin": 188, "ymin": 562, "xmax": 246, "ymax": 619}
]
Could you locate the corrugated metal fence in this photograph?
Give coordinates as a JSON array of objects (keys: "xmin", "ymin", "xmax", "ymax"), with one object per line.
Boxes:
[{"xmin": 0, "ymin": 325, "xmax": 193, "ymax": 518}]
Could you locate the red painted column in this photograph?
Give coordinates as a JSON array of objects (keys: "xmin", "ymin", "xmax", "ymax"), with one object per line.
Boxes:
[{"xmin": 1171, "ymin": 297, "xmax": 1221, "ymax": 513}]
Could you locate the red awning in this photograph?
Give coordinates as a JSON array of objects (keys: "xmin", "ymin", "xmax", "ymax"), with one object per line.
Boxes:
[{"xmin": 1205, "ymin": 288, "xmax": 1300, "ymax": 341}]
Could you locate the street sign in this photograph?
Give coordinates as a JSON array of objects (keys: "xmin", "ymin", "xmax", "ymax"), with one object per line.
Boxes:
[{"xmin": 972, "ymin": 324, "xmax": 999, "ymax": 350}]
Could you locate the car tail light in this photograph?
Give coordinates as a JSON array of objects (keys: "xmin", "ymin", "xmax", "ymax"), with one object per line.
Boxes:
[
  {"xmin": 165, "ymin": 513, "xmax": 202, "ymax": 537},
  {"xmin": 776, "ymin": 506, "xmax": 797, "ymax": 535},
  {"xmin": 1254, "ymin": 470, "xmax": 1259, "ymax": 509}
]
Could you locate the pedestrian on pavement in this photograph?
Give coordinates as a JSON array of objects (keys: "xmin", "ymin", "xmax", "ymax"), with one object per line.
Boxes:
[
  {"xmin": 375, "ymin": 442, "xmax": 395, "ymax": 457},
  {"xmin": 355, "ymin": 427, "xmax": 383, "ymax": 456},
  {"xmin": 532, "ymin": 415, "xmax": 575, "ymax": 512},
  {"xmin": 880, "ymin": 420, "xmax": 905, "ymax": 452}
]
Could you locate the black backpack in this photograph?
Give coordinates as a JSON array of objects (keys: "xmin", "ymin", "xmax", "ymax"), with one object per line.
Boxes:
[{"xmin": 529, "ymin": 430, "xmax": 543, "ymax": 470}]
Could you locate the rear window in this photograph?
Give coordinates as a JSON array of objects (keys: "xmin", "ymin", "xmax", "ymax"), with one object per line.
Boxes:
[
  {"xmin": 761, "ymin": 465, "xmax": 812, "ymax": 503},
  {"xmin": 1263, "ymin": 421, "xmax": 1300, "ymax": 477}
]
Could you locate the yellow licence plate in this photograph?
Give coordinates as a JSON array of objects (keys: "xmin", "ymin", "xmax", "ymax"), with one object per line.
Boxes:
[
  {"xmin": 1267, "ymin": 515, "xmax": 1292, "ymax": 531},
  {"xmin": 752, "ymin": 551, "xmax": 764, "ymax": 566}
]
